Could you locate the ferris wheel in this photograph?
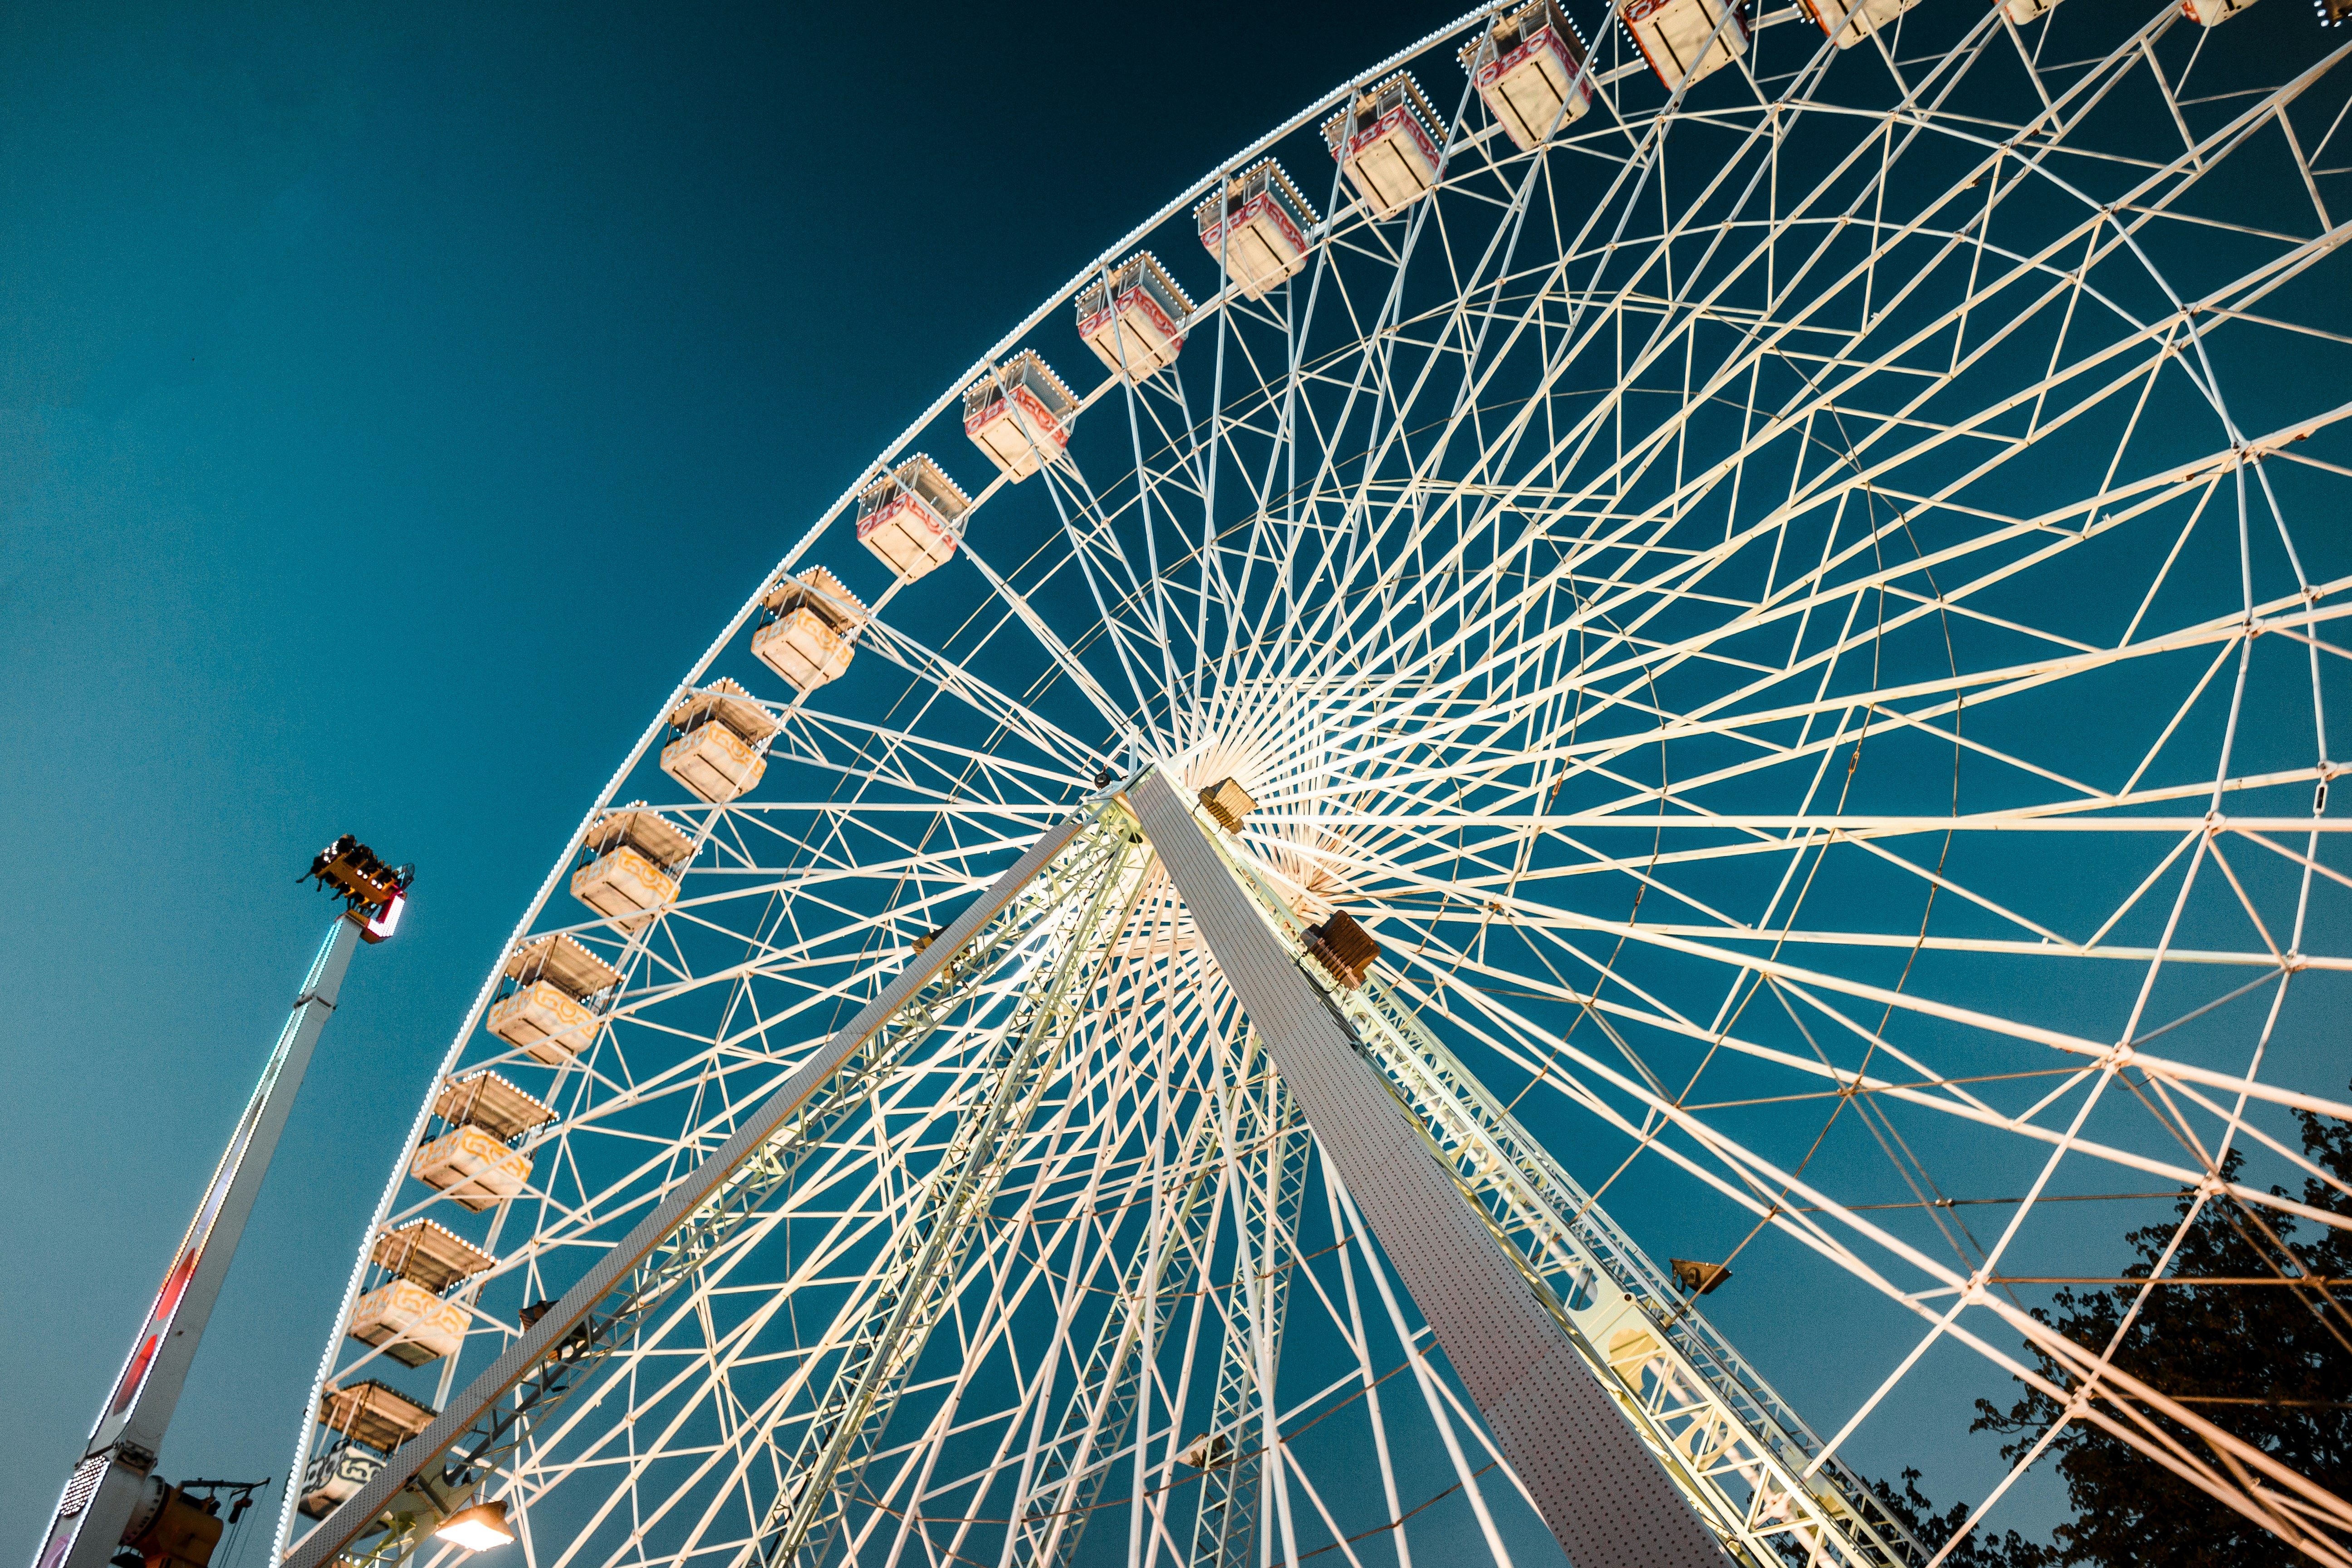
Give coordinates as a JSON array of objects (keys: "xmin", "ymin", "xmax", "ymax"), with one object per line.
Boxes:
[{"xmin": 276, "ymin": 2, "xmax": 2352, "ymax": 1565}]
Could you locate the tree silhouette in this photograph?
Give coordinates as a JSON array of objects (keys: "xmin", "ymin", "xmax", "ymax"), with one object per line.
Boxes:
[
  {"xmin": 1867, "ymin": 1466, "xmax": 2051, "ymax": 1567},
  {"xmin": 1964, "ymin": 1099, "xmax": 2352, "ymax": 1566}
]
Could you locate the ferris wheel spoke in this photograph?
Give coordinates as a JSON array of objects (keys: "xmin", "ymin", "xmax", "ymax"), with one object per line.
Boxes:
[
  {"xmin": 1277, "ymin": 255, "xmax": 1714, "ymax": 692},
  {"xmin": 1321, "ymin": 1176, "xmax": 1520, "ymax": 1568},
  {"xmin": 843, "ymin": 619, "xmax": 1095, "ymax": 770},
  {"xmin": 761, "ymin": 728, "xmax": 1080, "ymax": 826},
  {"xmin": 1307, "ymin": 153, "xmax": 1567, "ymax": 568},
  {"xmin": 743, "ymin": 838, "xmax": 1152, "ymax": 1561},
  {"xmin": 524, "ymin": 1257, "xmax": 816, "ymax": 1568},
  {"xmin": 1155, "ymin": 385, "xmax": 1255, "ymax": 733},
  {"xmin": 1399, "ymin": 946, "xmax": 2287, "ymax": 1311},
  {"xmin": 1110, "ymin": 397, "xmax": 1217, "ymax": 727},
  {"xmin": 847, "ymin": 1008, "xmax": 1229, "ymax": 1566},
  {"xmin": 1325, "ymin": 569, "xmax": 2352, "ymax": 821},
  {"xmin": 1391, "ymin": 914, "xmax": 2352, "ymax": 1221},
  {"xmin": 960, "ymin": 515, "xmax": 1174, "ymax": 757},
  {"xmin": 1037, "ymin": 455, "xmax": 1195, "ymax": 727},
  {"xmin": 535, "ymin": 1337, "xmax": 837, "ymax": 1568},
  {"xmin": 1235, "ymin": 249, "xmax": 1476, "ymax": 692},
  {"xmin": 1320, "ymin": 796, "xmax": 2342, "ymax": 976},
  {"xmin": 581, "ymin": 1114, "xmax": 1039, "ymax": 1568},
  {"xmin": 1500, "ymin": 236, "xmax": 2146, "ymax": 578}
]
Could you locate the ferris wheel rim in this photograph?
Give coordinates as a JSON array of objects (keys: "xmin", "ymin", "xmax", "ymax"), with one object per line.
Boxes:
[{"xmin": 281, "ymin": 5, "xmax": 2352, "ymax": 1564}]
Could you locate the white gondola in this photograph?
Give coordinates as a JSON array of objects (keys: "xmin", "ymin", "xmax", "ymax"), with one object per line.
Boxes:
[
  {"xmin": 414, "ymin": 1074, "xmax": 549, "ymax": 1212},
  {"xmin": 1459, "ymin": 0, "xmax": 1592, "ymax": 150},
  {"xmin": 487, "ymin": 982, "xmax": 597, "ymax": 1067},
  {"xmin": 412, "ymin": 1124, "xmax": 532, "ymax": 1210},
  {"xmin": 1322, "ymin": 73, "xmax": 1445, "ymax": 220},
  {"xmin": 433, "ymin": 1068, "xmax": 555, "ymax": 1142},
  {"xmin": 660, "ymin": 677, "xmax": 778, "ymax": 804},
  {"xmin": 1077, "ymin": 253, "xmax": 1196, "ymax": 380},
  {"xmin": 1799, "ymin": 0, "xmax": 1920, "ymax": 46},
  {"xmin": 570, "ymin": 804, "xmax": 694, "ymax": 932},
  {"xmin": 964, "ymin": 352, "xmax": 1077, "ymax": 481},
  {"xmin": 2000, "ymin": 0, "xmax": 2060, "ymax": 16},
  {"xmin": 487, "ymin": 933, "xmax": 621, "ymax": 1063},
  {"xmin": 752, "ymin": 566, "xmax": 869, "ymax": 695},
  {"xmin": 2183, "ymin": 0, "xmax": 2255, "ymax": 20},
  {"xmin": 1622, "ymin": 0, "xmax": 1748, "ymax": 90},
  {"xmin": 347, "ymin": 1279, "xmax": 466, "ymax": 1367},
  {"xmin": 373, "ymin": 1216, "xmax": 497, "ymax": 1289},
  {"xmin": 857, "ymin": 454, "xmax": 974, "ymax": 583},
  {"xmin": 1194, "ymin": 159, "xmax": 1319, "ymax": 299},
  {"xmin": 302, "ymin": 1380, "xmax": 433, "ymax": 1518},
  {"xmin": 299, "ymin": 1439, "xmax": 383, "ymax": 1519},
  {"xmin": 319, "ymin": 1379, "xmax": 434, "ymax": 1447}
]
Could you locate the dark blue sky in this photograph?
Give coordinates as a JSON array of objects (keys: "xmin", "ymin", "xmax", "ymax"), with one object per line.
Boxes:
[{"xmin": 7, "ymin": 0, "xmax": 2342, "ymax": 1558}]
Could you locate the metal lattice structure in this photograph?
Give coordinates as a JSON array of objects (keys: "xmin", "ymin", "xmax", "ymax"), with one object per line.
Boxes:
[{"xmin": 281, "ymin": 3, "xmax": 2352, "ymax": 1566}]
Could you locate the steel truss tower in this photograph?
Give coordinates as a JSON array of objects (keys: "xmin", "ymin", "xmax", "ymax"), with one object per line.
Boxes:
[{"xmin": 43, "ymin": 833, "xmax": 410, "ymax": 1568}]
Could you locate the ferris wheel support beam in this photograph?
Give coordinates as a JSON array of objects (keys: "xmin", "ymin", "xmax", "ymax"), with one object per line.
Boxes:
[
  {"xmin": 1190, "ymin": 1044, "xmax": 1313, "ymax": 1568},
  {"xmin": 775, "ymin": 831, "xmax": 1156, "ymax": 1567},
  {"xmin": 280, "ymin": 815, "xmax": 1117, "ymax": 1568},
  {"xmin": 1014, "ymin": 1076, "xmax": 1228, "ymax": 1568},
  {"xmin": 1192, "ymin": 790, "xmax": 1922, "ymax": 1566},
  {"xmin": 1122, "ymin": 767, "xmax": 1733, "ymax": 1568}
]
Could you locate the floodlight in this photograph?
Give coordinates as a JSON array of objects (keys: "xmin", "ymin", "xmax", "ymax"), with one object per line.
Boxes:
[{"xmin": 435, "ymin": 1501, "xmax": 513, "ymax": 1553}]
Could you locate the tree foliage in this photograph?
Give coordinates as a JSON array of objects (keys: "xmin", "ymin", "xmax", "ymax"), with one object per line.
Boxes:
[
  {"xmin": 1961, "ymin": 1103, "xmax": 2352, "ymax": 1567},
  {"xmin": 1868, "ymin": 1467, "xmax": 2050, "ymax": 1568}
]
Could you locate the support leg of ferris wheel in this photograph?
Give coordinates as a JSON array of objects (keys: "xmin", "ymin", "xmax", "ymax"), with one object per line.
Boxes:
[
  {"xmin": 286, "ymin": 781, "xmax": 1911, "ymax": 1568},
  {"xmin": 1010, "ymin": 1080, "xmax": 1227, "ymax": 1568},
  {"xmin": 1185, "ymin": 801, "xmax": 1924, "ymax": 1568},
  {"xmin": 279, "ymin": 814, "xmax": 1137, "ymax": 1568},
  {"xmin": 774, "ymin": 827, "xmax": 1158, "ymax": 1568},
  {"xmin": 1188, "ymin": 1042, "xmax": 1311, "ymax": 1568},
  {"xmin": 1125, "ymin": 767, "xmax": 1738, "ymax": 1568}
]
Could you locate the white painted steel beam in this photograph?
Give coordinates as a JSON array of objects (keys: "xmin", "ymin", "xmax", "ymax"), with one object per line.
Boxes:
[
  {"xmin": 280, "ymin": 818, "xmax": 1097, "ymax": 1568},
  {"xmin": 1339, "ymin": 980, "xmax": 1918, "ymax": 1566},
  {"xmin": 751, "ymin": 832, "xmax": 1154, "ymax": 1566},
  {"xmin": 1123, "ymin": 767, "xmax": 1732, "ymax": 1568}
]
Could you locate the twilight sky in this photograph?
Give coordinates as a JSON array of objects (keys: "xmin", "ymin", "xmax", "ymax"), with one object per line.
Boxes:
[{"xmin": 5, "ymin": 0, "xmax": 2342, "ymax": 1560}]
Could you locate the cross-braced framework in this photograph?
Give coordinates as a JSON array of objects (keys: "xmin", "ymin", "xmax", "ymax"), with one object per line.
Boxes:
[{"xmin": 285, "ymin": 2, "xmax": 2352, "ymax": 1565}]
